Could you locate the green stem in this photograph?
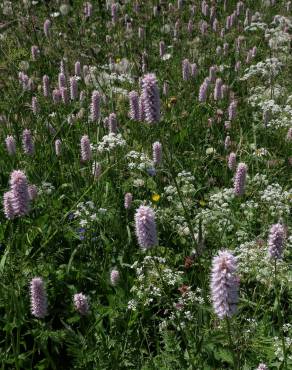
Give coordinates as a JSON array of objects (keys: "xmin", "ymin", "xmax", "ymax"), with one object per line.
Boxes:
[
  {"xmin": 160, "ymin": 135, "xmax": 200, "ymax": 259},
  {"xmin": 226, "ymin": 318, "xmax": 237, "ymax": 370},
  {"xmin": 152, "ymin": 257, "xmax": 196, "ymax": 368},
  {"xmin": 274, "ymin": 260, "xmax": 287, "ymax": 369}
]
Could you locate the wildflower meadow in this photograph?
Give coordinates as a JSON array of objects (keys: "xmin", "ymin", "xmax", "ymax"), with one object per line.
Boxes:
[{"xmin": 0, "ymin": 0, "xmax": 291, "ymax": 369}]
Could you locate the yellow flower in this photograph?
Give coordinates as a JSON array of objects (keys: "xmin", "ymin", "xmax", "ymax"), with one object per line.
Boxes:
[
  {"xmin": 199, "ymin": 199, "xmax": 207, "ymax": 207},
  {"xmin": 116, "ymin": 57, "xmax": 121, "ymax": 63},
  {"xmin": 151, "ymin": 193, "xmax": 160, "ymax": 202},
  {"xmin": 166, "ymin": 96, "xmax": 177, "ymax": 108}
]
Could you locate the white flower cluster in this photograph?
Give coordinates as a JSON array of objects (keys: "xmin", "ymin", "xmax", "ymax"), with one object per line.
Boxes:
[
  {"xmin": 247, "ymin": 85, "xmax": 286, "ymax": 107},
  {"xmin": 96, "ymin": 133, "xmax": 126, "ymax": 153},
  {"xmin": 129, "ymin": 256, "xmax": 184, "ymax": 308},
  {"xmin": 235, "ymin": 239, "xmax": 291, "ymax": 285},
  {"xmin": 244, "ymin": 22, "xmax": 267, "ymax": 32},
  {"xmin": 159, "ymin": 287, "xmax": 204, "ymax": 332},
  {"xmin": 274, "ymin": 328, "xmax": 292, "ymax": 362},
  {"xmin": 259, "ymin": 183, "xmax": 291, "ymax": 218},
  {"xmin": 247, "ymin": 86, "xmax": 292, "ymax": 128},
  {"xmin": 266, "ymin": 28, "xmax": 291, "ymax": 52},
  {"xmin": 241, "ymin": 58, "xmax": 283, "ymax": 81},
  {"xmin": 197, "ymin": 188, "xmax": 235, "ymax": 234},
  {"xmin": 73, "ymin": 201, "xmax": 99, "ymax": 227},
  {"xmin": 240, "ymin": 200, "xmax": 259, "ymax": 219},
  {"xmin": 267, "ymin": 103, "xmax": 292, "ymax": 129},
  {"xmin": 38, "ymin": 182, "xmax": 55, "ymax": 195},
  {"xmin": 126, "ymin": 150, "xmax": 154, "ymax": 171},
  {"xmin": 271, "ymin": 15, "xmax": 292, "ymax": 30},
  {"xmin": 163, "ymin": 171, "xmax": 196, "ymax": 203}
]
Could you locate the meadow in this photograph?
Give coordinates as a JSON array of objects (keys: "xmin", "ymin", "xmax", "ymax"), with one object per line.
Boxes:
[{"xmin": 0, "ymin": 0, "xmax": 291, "ymax": 369}]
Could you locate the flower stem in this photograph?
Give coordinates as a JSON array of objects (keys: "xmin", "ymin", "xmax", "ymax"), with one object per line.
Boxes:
[
  {"xmin": 226, "ymin": 318, "xmax": 238, "ymax": 370},
  {"xmin": 274, "ymin": 260, "xmax": 287, "ymax": 369}
]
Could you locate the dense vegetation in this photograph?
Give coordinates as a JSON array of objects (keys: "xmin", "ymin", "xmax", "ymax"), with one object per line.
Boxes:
[{"xmin": 0, "ymin": 1, "xmax": 291, "ymax": 369}]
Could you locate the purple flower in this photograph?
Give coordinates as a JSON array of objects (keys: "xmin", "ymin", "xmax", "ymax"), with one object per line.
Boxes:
[
  {"xmin": 75, "ymin": 61, "xmax": 81, "ymax": 76},
  {"xmin": 110, "ymin": 269, "xmax": 120, "ymax": 286},
  {"xmin": 73, "ymin": 293, "xmax": 89, "ymax": 315},
  {"xmin": 5, "ymin": 136, "xmax": 16, "ymax": 156},
  {"xmin": 198, "ymin": 81, "xmax": 208, "ymax": 102},
  {"xmin": 228, "ymin": 152, "xmax": 236, "ymax": 171},
  {"xmin": 152, "ymin": 141, "xmax": 162, "ymax": 165},
  {"xmin": 31, "ymin": 45, "xmax": 39, "ymax": 61},
  {"xmin": 213, "ymin": 18, "xmax": 219, "ymax": 32},
  {"xmin": 8, "ymin": 170, "xmax": 30, "ymax": 217},
  {"xmin": 268, "ymin": 223, "xmax": 285, "ymax": 260},
  {"xmin": 124, "ymin": 193, "xmax": 133, "ymax": 209},
  {"xmin": 147, "ymin": 168, "xmax": 156, "ymax": 176},
  {"xmin": 234, "ymin": 162, "xmax": 247, "ymax": 196},
  {"xmin": 134, "ymin": 205, "xmax": 157, "ymax": 250},
  {"xmin": 55, "ymin": 139, "xmax": 62, "ymax": 157},
  {"xmin": 43, "ymin": 19, "xmax": 51, "ymax": 37},
  {"xmin": 221, "ymin": 84, "xmax": 229, "ymax": 99},
  {"xmin": 142, "ymin": 52, "xmax": 147, "ymax": 73},
  {"xmin": 42, "ymin": 75, "xmax": 50, "ymax": 98},
  {"xmin": 3, "ymin": 191, "xmax": 15, "ymax": 220},
  {"xmin": 60, "ymin": 87, "xmax": 68, "ymax": 104},
  {"xmin": 209, "ymin": 66, "xmax": 217, "ymax": 83},
  {"xmin": 191, "ymin": 63, "xmax": 197, "ymax": 77},
  {"xmin": 214, "ymin": 78, "xmax": 223, "ymax": 101},
  {"xmin": 58, "ymin": 73, "xmax": 66, "ymax": 90},
  {"xmin": 257, "ymin": 364, "xmax": 268, "ymax": 370},
  {"xmin": 70, "ymin": 76, "xmax": 78, "ymax": 100},
  {"xmin": 31, "ymin": 96, "xmax": 39, "ymax": 115},
  {"xmin": 80, "ymin": 135, "xmax": 92, "ymax": 162},
  {"xmin": 141, "ymin": 73, "xmax": 160, "ymax": 124},
  {"xmin": 28, "ymin": 185, "xmax": 38, "ymax": 201},
  {"xmin": 224, "ymin": 135, "xmax": 231, "ymax": 150},
  {"xmin": 77, "ymin": 227, "xmax": 86, "ymax": 241},
  {"xmin": 228, "ymin": 100, "xmax": 237, "ymax": 121},
  {"xmin": 129, "ymin": 91, "xmax": 139, "ymax": 121},
  {"xmin": 52, "ymin": 89, "xmax": 61, "ymax": 104},
  {"xmin": 109, "ymin": 113, "xmax": 117, "ymax": 134},
  {"xmin": 182, "ymin": 59, "xmax": 191, "ymax": 81},
  {"xmin": 90, "ymin": 91, "xmax": 100, "ymax": 121},
  {"xmin": 84, "ymin": 2, "xmax": 93, "ymax": 18},
  {"xmin": 30, "ymin": 277, "xmax": 48, "ymax": 318},
  {"xmin": 92, "ymin": 162, "xmax": 101, "ymax": 179},
  {"xmin": 210, "ymin": 250, "xmax": 239, "ymax": 319},
  {"xmin": 235, "ymin": 61, "xmax": 241, "ymax": 72},
  {"xmin": 159, "ymin": 41, "xmax": 166, "ymax": 58},
  {"xmin": 200, "ymin": 20, "xmax": 208, "ymax": 35},
  {"xmin": 137, "ymin": 95, "xmax": 145, "ymax": 122},
  {"xmin": 111, "ymin": 3, "xmax": 118, "ymax": 24},
  {"xmin": 60, "ymin": 59, "xmax": 66, "ymax": 75},
  {"xmin": 22, "ymin": 129, "xmax": 34, "ymax": 156}
]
